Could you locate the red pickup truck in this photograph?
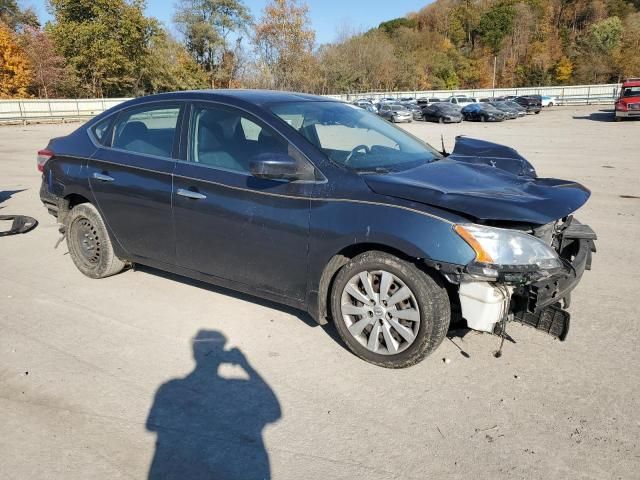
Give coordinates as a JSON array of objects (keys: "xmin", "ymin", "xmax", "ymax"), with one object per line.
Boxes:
[{"xmin": 615, "ymin": 78, "xmax": 640, "ymax": 121}]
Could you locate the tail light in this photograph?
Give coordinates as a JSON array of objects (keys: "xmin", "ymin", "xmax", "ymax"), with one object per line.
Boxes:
[{"xmin": 37, "ymin": 149, "xmax": 53, "ymax": 172}]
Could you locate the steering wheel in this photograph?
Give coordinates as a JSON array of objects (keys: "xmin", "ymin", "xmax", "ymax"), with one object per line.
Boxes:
[{"xmin": 344, "ymin": 144, "xmax": 371, "ymax": 166}]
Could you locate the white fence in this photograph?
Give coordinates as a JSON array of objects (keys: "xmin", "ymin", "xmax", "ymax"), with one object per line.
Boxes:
[
  {"xmin": 0, "ymin": 98, "xmax": 130, "ymax": 123},
  {"xmin": 0, "ymin": 83, "xmax": 621, "ymax": 123},
  {"xmin": 325, "ymin": 83, "xmax": 621, "ymax": 104}
]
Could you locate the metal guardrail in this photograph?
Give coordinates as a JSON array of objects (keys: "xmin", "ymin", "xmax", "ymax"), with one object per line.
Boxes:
[
  {"xmin": 0, "ymin": 98, "xmax": 131, "ymax": 124},
  {"xmin": 327, "ymin": 83, "xmax": 622, "ymax": 105},
  {"xmin": 0, "ymin": 83, "xmax": 621, "ymax": 123}
]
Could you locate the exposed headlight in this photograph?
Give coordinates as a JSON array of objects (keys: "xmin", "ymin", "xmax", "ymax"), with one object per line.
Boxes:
[{"xmin": 454, "ymin": 224, "xmax": 562, "ymax": 273}]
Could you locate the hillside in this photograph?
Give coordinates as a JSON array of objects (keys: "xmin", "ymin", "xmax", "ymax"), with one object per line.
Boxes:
[{"xmin": 316, "ymin": 0, "xmax": 640, "ymax": 93}]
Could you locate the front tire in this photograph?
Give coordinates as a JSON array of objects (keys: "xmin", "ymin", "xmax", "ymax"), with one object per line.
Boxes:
[
  {"xmin": 330, "ymin": 251, "xmax": 450, "ymax": 368},
  {"xmin": 66, "ymin": 203, "xmax": 126, "ymax": 279}
]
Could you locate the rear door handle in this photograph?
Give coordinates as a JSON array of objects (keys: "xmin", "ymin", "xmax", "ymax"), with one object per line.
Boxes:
[
  {"xmin": 92, "ymin": 172, "xmax": 114, "ymax": 182},
  {"xmin": 177, "ymin": 188, "xmax": 207, "ymax": 200}
]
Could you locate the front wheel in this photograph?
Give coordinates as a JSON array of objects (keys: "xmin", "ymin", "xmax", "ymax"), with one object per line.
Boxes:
[
  {"xmin": 66, "ymin": 203, "xmax": 126, "ymax": 279},
  {"xmin": 330, "ymin": 251, "xmax": 450, "ymax": 368}
]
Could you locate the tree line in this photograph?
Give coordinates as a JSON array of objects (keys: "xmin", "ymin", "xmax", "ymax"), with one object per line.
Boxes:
[{"xmin": 1, "ymin": 0, "xmax": 639, "ymax": 99}]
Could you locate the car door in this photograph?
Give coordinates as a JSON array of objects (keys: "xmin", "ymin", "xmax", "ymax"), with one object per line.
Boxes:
[
  {"xmin": 88, "ymin": 102, "xmax": 183, "ymax": 264},
  {"xmin": 172, "ymin": 102, "xmax": 314, "ymax": 301}
]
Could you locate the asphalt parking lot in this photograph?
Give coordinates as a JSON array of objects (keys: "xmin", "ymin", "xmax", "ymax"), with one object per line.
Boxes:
[{"xmin": 1, "ymin": 105, "xmax": 639, "ymax": 479}]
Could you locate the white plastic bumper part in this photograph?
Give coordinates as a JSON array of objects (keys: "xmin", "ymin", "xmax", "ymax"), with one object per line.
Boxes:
[{"xmin": 459, "ymin": 282, "xmax": 512, "ymax": 333}]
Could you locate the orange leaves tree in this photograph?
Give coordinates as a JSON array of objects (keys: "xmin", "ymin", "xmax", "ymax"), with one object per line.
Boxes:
[
  {"xmin": 0, "ymin": 21, "xmax": 32, "ymax": 98},
  {"xmin": 253, "ymin": 0, "xmax": 318, "ymax": 91}
]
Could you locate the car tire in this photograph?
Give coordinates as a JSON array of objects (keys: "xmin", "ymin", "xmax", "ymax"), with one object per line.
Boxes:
[
  {"xmin": 548, "ymin": 102, "xmax": 554, "ymax": 107},
  {"xmin": 480, "ymin": 115, "xmax": 486, "ymax": 122},
  {"xmin": 66, "ymin": 203, "xmax": 126, "ymax": 279},
  {"xmin": 330, "ymin": 251, "xmax": 450, "ymax": 368},
  {"xmin": 535, "ymin": 111, "xmax": 541, "ymax": 114},
  {"xmin": 614, "ymin": 116, "xmax": 622, "ymax": 122}
]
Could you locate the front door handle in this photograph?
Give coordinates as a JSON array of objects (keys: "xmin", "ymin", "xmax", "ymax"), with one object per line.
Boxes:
[
  {"xmin": 177, "ymin": 188, "xmax": 207, "ymax": 200},
  {"xmin": 92, "ymin": 172, "xmax": 114, "ymax": 182}
]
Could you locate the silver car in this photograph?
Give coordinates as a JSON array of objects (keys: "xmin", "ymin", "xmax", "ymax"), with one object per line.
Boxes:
[{"xmin": 378, "ymin": 103, "xmax": 413, "ymax": 123}]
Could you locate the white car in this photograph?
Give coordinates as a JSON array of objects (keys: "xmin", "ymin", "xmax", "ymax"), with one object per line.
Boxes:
[
  {"xmin": 445, "ymin": 96, "xmax": 476, "ymax": 107},
  {"xmin": 541, "ymin": 96, "xmax": 556, "ymax": 107}
]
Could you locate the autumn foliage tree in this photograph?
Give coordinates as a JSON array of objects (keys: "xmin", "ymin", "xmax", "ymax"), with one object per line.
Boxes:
[
  {"xmin": 252, "ymin": 0, "xmax": 318, "ymax": 91},
  {"xmin": 19, "ymin": 27, "xmax": 71, "ymax": 98},
  {"xmin": 0, "ymin": 21, "xmax": 31, "ymax": 98}
]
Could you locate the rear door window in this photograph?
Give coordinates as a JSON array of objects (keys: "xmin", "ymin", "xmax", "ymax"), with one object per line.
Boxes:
[{"xmin": 112, "ymin": 105, "xmax": 181, "ymax": 159}]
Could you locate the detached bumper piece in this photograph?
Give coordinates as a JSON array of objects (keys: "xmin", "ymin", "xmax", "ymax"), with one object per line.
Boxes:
[{"xmin": 513, "ymin": 304, "xmax": 570, "ymax": 341}]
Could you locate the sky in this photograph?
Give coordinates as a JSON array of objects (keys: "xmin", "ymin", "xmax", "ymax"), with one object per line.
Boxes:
[{"xmin": 30, "ymin": 0, "xmax": 430, "ymax": 45}]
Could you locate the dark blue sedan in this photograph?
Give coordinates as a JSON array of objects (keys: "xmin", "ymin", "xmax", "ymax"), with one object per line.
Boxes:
[{"xmin": 38, "ymin": 90, "xmax": 596, "ymax": 367}]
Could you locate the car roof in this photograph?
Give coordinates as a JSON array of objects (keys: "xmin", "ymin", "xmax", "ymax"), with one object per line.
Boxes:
[{"xmin": 119, "ymin": 89, "xmax": 336, "ymax": 108}]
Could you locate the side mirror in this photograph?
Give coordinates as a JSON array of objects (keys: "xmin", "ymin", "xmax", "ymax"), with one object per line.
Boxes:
[{"xmin": 250, "ymin": 153, "xmax": 302, "ymax": 181}]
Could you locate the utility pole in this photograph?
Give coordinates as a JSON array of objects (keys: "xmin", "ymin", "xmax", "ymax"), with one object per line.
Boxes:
[{"xmin": 492, "ymin": 56, "xmax": 497, "ymax": 89}]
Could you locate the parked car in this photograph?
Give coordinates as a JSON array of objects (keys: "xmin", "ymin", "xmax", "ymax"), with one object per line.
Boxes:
[
  {"xmin": 421, "ymin": 103, "xmax": 463, "ymax": 123},
  {"xmin": 541, "ymin": 96, "xmax": 556, "ymax": 107},
  {"xmin": 445, "ymin": 96, "xmax": 476, "ymax": 107},
  {"xmin": 378, "ymin": 103, "xmax": 413, "ymax": 123},
  {"xmin": 461, "ymin": 103, "xmax": 505, "ymax": 122},
  {"xmin": 614, "ymin": 78, "xmax": 640, "ymax": 121},
  {"xmin": 38, "ymin": 90, "xmax": 596, "ymax": 368},
  {"xmin": 404, "ymin": 103, "xmax": 424, "ymax": 121},
  {"xmin": 353, "ymin": 100, "xmax": 377, "ymax": 113},
  {"xmin": 504, "ymin": 100, "xmax": 527, "ymax": 116},
  {"xmin": 513, "ymin": 96, "xmax": 542, "ymax": 114},
  {"xmin": 488, "ymin": 101, "xmax": 520, "ymax": 120}
]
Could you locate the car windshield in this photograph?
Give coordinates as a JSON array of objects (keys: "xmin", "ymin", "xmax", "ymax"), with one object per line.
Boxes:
[
  {"xmin": 270, "ymin": 101, "xmax": 441, "ymax": 172},
  {"xmin": 622, "ymin": 86, "xmax": 640, "ymax": 97}
]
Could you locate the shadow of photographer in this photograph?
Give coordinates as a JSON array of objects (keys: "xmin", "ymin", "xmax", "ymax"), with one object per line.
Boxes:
[{"xmin": 146, "ymin": 330, "xmax": 281, "ymax": 479}]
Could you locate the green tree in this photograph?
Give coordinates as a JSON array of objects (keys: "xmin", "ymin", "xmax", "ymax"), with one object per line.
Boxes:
[
  {"xmin": 378, "ymin": 17, "xmax": 417, "ymax": 36},
  {"xmin": 174, "ymin": 0, "xmax": 251, "ymax": 88},
  {"xmin": 0, "ymin": 0, "xmax": 38, "ymax": 31},
  {"xmin": 476, "ymin": 4, "xmax": 516, "ymax": 54},
  {"xmin": 47, "ymin": 0, "xmax": 157, "ymax": 97},
  {"xmin": 139, "ymin": 31, "xmax": 209, "ymax": 93}
]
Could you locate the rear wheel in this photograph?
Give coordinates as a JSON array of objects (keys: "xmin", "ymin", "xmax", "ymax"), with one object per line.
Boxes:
[
  {"xmin": 330, "ymin": 251, "xmax": 450, "ymax": 368},
  {"xmin": 66, "ymin": 203, "xmax": 126, "ymax": 279}
]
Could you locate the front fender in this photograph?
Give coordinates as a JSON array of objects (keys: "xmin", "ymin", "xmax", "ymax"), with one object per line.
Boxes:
[{"xmin": 306, "ymin": 199, "xmax": 475, "ymax": 322}]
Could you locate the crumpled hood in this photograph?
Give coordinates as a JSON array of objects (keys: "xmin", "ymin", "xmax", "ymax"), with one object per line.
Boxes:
[{"xmin": 364, "ymin": 137, "xmax": 591, "ymax": 225}]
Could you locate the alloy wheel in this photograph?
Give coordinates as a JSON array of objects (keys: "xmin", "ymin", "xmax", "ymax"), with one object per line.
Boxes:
[{"xmin": 340, "ymin": 270, "xmax": 420, "ymax": 355}]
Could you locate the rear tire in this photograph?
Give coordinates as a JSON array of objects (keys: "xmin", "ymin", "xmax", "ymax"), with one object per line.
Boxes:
[
  {"xmin": 66, "ymin": 203, "xmax": 126, "ymax": 279},
  {"xmin": 330, "ymin": 251, "xmax": 450, "ymax": 368}
]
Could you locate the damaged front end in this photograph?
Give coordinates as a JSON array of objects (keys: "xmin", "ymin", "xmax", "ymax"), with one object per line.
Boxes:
[{"xmin": 450, "ymin": 216, "xmax": 596, "ymax": 341}]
